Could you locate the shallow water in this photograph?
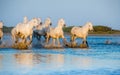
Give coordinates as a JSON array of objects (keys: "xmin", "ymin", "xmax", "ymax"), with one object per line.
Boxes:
[{"xmin": 0, "ymin": 35, "xmax": 120, "ymax": 75}]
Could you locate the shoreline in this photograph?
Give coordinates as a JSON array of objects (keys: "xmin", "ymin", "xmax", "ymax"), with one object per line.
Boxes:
[
  {"xmin": 88, "ymin": 34, "xmax": 120, "ymax": 36},
  {"xmin": 4, "ymin": 33, "xmax": 120, "ymax": 36},
  {"xmin": 64, "ymin": 32, "xmax": 120, "ymax": 36}
]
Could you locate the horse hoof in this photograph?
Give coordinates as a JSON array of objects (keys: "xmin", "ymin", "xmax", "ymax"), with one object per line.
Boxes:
[
  {"xmin": 79, "ymin": 44, "xmax": 88, "ymax": 48},
  {"xmin": 12, "ymin": 42, "xmax": 28, "ymax": 49}
]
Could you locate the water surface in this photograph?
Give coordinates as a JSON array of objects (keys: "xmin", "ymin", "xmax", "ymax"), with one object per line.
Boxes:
[{"xmin": 0, "ymin": 35, "xmax": 120, "ymax": 75}]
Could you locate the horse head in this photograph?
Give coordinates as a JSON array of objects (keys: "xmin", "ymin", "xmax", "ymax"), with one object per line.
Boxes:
[
  {"xmin": 87, "ymin": 22, "xmax": 94, "ymax": 31},
  {"xmin": 58, "ymin": 18, "xmax": 66, "ymax": 27},
  {"xmin": 30, "ymin": 18, "xmax": 41, "ymax": 27},
  {"xmin": 23, "ymin": 16, "xmax": 28, "ymax": 24},
  {"xmin": 45, "ymin": 17, "xmax": 52, "ymax": 26}
]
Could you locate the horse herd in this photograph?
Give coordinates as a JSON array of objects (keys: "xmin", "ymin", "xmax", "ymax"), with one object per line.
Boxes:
[{"xmin": 0, "ymin": 17, "xmax": 94, "ymax": 49}]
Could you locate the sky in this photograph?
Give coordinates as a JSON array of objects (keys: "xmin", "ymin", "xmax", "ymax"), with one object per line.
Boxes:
[{"xmin": 0, "ymin": 0, "xmax": 120, "ymax": 30}]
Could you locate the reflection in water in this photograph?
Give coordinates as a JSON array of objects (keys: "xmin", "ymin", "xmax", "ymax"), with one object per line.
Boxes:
[
  {"xmin": 0, "ymin": 55, "xmax": 3, "ymax": 69},
  {"xmin": 14, "ymin": 53, "xmax": 65, "ymax": 70},
  {"xmin": 71, "ymin": 56, "xmax": 92, "ymax": 69},
  {"xmin": 46, "ymin": 54, "xmax": 64, "ymax": 68},
  {"xmin": 15, "ymin": 53, "xmax": 34, "ymax": 67},
  {"xmin": 55, "ymin": 54, "xmax": 64, "ymax": 68},
  {"xmin": 0, "ymin": 35, "xmax": 120, "ymax": 75},
  {"xmin": 0, "ymin": 52, "xmax": 120, "ymax": 75},
  {"xmin": 64, "ymin": 55, "xmax": 93, "ymax": 70},
  {"xmin": 13, "ymin": 53, "xmax": 120, "ymax": 70}
]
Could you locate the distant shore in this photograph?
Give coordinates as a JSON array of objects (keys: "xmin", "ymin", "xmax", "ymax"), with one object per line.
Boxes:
[
  {"xmin": 88, "ymin": 34, "xmax": 120, "ymax": 36},
  {"xmin": 64, "ymin": 32, "xmax": 120, "ymax": 36},
  {"xmin": 3, "ymin": 32, "xmax": 120, "ymax": 36}
]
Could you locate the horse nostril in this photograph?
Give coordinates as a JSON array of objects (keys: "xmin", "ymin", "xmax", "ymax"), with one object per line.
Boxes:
[
  {"xmin": 50, "ymin": 23, "xmax": 52, "ymax": 25},
  {"xmin": 64, "ymin": 24, "xmax": 66, "ymax": 27},
  {"xmin": 40, "ymin": 22, "xmax": 42, "ymax": 25}
]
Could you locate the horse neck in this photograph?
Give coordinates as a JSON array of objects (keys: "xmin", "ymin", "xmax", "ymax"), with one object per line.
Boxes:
[
  {"xmin": 27, "ymin": 22, "xmax": 34, "ymax": 29},
  {"xmin": 82, "ymin": 24, "xmax": 89, "ymax": 33},
  {"xmin": 57, "ymin": 24, "xmax": 63, "ymax": 29}
]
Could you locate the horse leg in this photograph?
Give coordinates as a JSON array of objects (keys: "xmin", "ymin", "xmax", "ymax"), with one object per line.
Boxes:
[
  {"xmin": 43, "ymin": 34, "xmax": 47, "ymax": 42},
  {"xmin": 29, "ymin": 35, "xmax": 33, "ymax": 44},
  {"xmin": 82, "ymin": 38, "xmax": 89, "ymax": 47},
  {"xmin": 21, "ymin": 35, "xmax": 27, "ymax": 44},
  {"xmin": 52, "ymin": 39, "xmax": 55, "ymax": 46},
  {"xmin": 82, "ymin": 40, "xmax": 89, "ymax": 47},
  {"xmin": 37, "ymin": 35, "xmax": 41, "ymax": 41},
  {"xmin": 70, "ymin": 35, "xmax": 74, "ymax": 42},
  {"xmin": 71, "ymin": 36, "xmax": 77, "ymax": 47},
  {"xmin": 0, "ymin": 37, "xmax": 1, "ymax": 40},
  {"xmin": 46, "ymin": 35, "xmax": 50, "ymax": 44},
  {"xmin": 48, "ymin": 36, "xmax": 51, "ymax": 43},
  {"xmin": 22, "ymin": 37, "xmax": 26, "ymax": 43},
  {"xmin": 57, "ymin": 37, "xmax": 60, "ymax": 46},
  {"xmin": 71, "ymin": 34, "xmax": 76, "ymax": 42},
  {"xmin": 86, "ymin": 41, "xmax": 89, "ymax": 47},
  {"xmin": 15, "ymin": 36, "xmax": 19, "ymax": 43},
  {"xmin": 73, "ymin": 36, "xmax": 77, "ymax": 41},
  {"xmin": 45, "ymin": 33, "xmax": 51, "ymax": 43}
]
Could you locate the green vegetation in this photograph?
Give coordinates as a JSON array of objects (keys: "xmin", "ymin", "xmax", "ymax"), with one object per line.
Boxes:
[
  {"xmin": 90, "ymin": 25, "xmax": 120, "ymax": 34},
  {"xmin": 63, "ymin": 26, "xmax": 74, "ymax": 33},
  {"xmin": 2, "ymin": 25, "xmax": 120, "ymax": 34},
  {"xmin": 63, "ymin": 25, "xmax": 120, "ymax": 34},
  {"xmin": 2, "ymin": 26, "xmax": 13, "ymax": 33}
]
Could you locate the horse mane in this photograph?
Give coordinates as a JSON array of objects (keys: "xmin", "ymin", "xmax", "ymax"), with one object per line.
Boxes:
[
  {"xmin": 82, "ymin": 22, "xmax": 91, "ymax": 28},
  {"xmin": 80, "ymin": 22, "xmax": 92, "ymax": 32},
  {"xmin": 0, "ymin": 21, "xmax": 3, "ymax": 28}
]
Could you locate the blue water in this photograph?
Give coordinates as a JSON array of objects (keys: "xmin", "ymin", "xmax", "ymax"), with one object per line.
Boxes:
[{"xmin": 0, "ymin": 35, "xmax": 120, "ymax": 75}]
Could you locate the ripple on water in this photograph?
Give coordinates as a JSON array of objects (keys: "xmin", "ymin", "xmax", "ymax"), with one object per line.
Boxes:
[{"xmin": 0, "ymin": 35, "xmax": 120, "ymax": 75}]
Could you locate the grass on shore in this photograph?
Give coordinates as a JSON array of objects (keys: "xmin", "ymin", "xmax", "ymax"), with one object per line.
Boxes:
[{"xmin": 2, "ymin": 25, "xmax": 120, "ymax": 35}]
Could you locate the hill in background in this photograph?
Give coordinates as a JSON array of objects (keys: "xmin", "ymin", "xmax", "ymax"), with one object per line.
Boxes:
[
  {"xmin": 2, "ymin": 25, "xmax": 120, "ymax": 34},
  {"xmin": 2, "ymin": 26, "xmax": 13, "ymax": 33},
  {"xmin": 63, "ymin": 25, "xmax": 120, "ymax": 34}
]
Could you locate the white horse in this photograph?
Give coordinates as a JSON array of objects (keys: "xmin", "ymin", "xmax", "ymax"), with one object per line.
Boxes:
[
  {"xmin": 0, "ymin": 22, "xmax": 3, "ymax": 40},
  {"xmin": 33, "ymin": 17, "xmax": 52, "ymax": 41},
  {"xmin": 11, "ymin": 17, "xmax": 28, "ymax": 43},
  {"xmin": 46, "ymin": 19, "xmax": 66, "ymax": 46},
  {"xmin": 71, "ymin": 22, "xmax": 93, "ymax": 46},
  {"xmin": 11, "ymin": 18, "xmax": 41, "ymax": 44}
]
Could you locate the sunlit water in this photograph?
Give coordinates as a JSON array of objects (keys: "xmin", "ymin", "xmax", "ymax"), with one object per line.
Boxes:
[{"xmin": 0, "ymin": 34, "xmax": 120, "ymax": 75}]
